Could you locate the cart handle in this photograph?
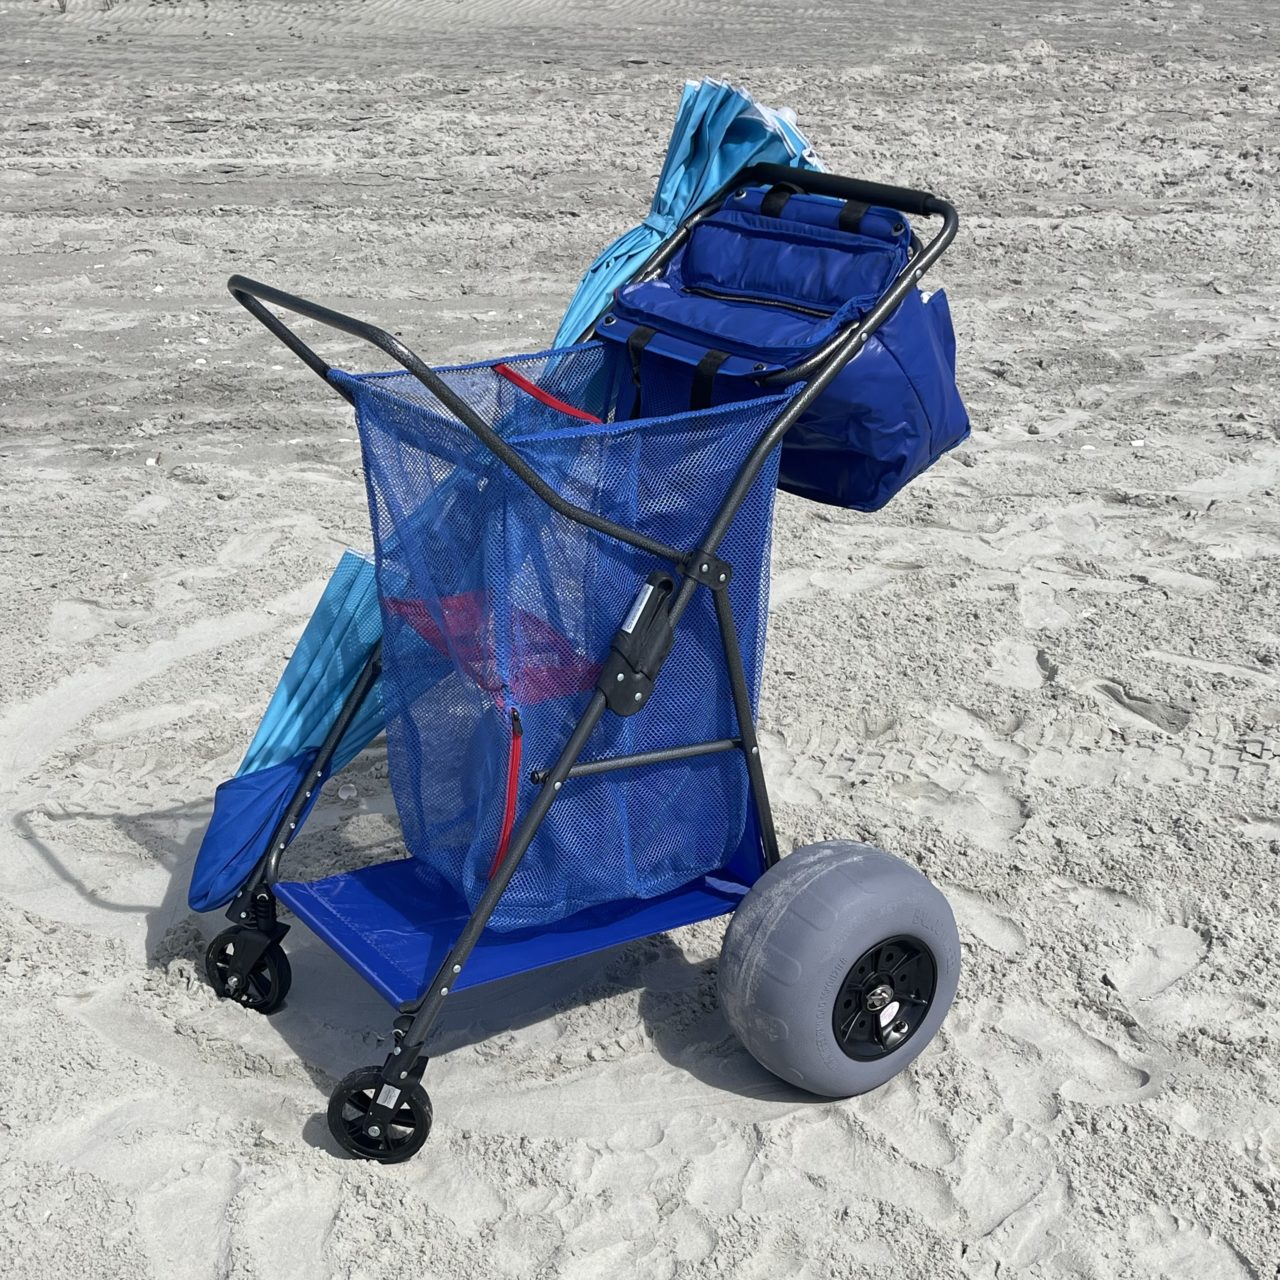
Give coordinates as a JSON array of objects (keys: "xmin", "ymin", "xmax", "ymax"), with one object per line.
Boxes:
[
  {"xmin": 226, "ymin": 275, "xmax": 687, "ymax": 565},
  {"xmin": 737, "ymin": 162, "xmax": 951, "ymax": 220}
]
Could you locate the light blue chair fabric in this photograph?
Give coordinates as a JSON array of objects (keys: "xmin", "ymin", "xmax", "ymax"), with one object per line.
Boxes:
[
  {"xmin": 239, "ymin": 548, "xmax": 384, "ymax": 777},
  {"xmin": 188, "ymin": 550, "xmax": 386, "ymax": 911}
]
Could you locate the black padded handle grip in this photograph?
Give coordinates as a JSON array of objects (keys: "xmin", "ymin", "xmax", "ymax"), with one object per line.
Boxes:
[{"xmin": 740, "ymin": 163, "xmax": 945, "ymax": 218}]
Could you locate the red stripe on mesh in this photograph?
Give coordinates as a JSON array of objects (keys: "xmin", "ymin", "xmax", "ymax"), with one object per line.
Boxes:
[{"xmin": 493, "ymin": 363, "xmax": 602, "ymax": 423}]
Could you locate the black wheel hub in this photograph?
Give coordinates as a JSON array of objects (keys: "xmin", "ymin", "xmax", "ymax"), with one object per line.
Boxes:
[
  {"xmin": 328, "ymin": 1068, "xmax": 432, "ymax": 1163},
  {"xmin": 832, "ymin": 935, "xmax": 937, "ymax": 1061},
  {"xmin": 204, "ymin": 928, "xmax": 291, "ymax": 1015}
]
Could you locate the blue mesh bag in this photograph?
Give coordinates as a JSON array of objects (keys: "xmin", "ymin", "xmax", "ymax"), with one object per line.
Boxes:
[
  {"xmin": 331, "ymin": 342, "xmax": 789, "ymax": 932},
  {"xmin": 596, "ymin": 184, "xmax": 969, "ymax": 510}
]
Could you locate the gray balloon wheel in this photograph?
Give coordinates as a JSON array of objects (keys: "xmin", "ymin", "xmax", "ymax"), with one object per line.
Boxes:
[{"xmin": 719, "ymin": 842, "xmax": 961, "ymax": 1097}]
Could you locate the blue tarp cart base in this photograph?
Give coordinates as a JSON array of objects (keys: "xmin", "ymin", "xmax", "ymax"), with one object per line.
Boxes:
[{"xmin": 275, "ymin": 859, "xmax": 750, "ymax": 1009}]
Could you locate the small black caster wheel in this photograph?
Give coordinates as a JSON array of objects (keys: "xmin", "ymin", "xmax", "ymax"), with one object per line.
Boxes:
[
  {"xmin": 204, "ymin": 928, "xmax": 292, "ymax": 1015},
  {"xmin": 328, "ymin": 1067, "xmax": 433, "ymax": 1163}
]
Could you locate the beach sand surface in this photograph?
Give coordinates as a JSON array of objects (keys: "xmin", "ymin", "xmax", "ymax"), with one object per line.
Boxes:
[{"xmin": 1, "ymin": 2, "xmax": 1277, "ymax": 1276}]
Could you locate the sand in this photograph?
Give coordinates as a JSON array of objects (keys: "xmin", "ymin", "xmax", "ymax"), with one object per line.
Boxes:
[{"xmin": 1, "ymin": 1, "xmax": 1277, "ymax": 1276}]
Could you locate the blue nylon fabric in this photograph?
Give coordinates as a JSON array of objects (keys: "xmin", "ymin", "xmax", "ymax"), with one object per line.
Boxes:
[
  {"xmin": 274, "ymin": 857, "xmax": 752, "ymax": 1007},
  {"xmin": 553, "ymin": 78, "xmax": 821, "ymax": 347},
  {"xmin": 188, "ymin": 750, "xmax": 325, "ymax": 911},
  {"xmin": 239, "ymin": 549, "xmax": 385, "ymax": 777},
  {"xmin": 600, "ymin": 186, "xmax": 969, "ymax": 511},
  {"xmin": 777, "ymin": 289, "xmax": 966, "ymax": 508},
  {"xmin": 612, "ymin": 208, "xmax": 910, "ymax": 363}
]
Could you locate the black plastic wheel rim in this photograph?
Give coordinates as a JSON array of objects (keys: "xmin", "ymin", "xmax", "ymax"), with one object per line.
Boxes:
[
  {"xmin": 206, "ymin": 937, "xmax": 285, "ymax": 1012},
  {"xmin": 332, "ymin": 1076, "xmax": 429, "ymax": 1161},
  {"xmin": 832, "ymin": 935, "xmax": 937, "ymax": 1062}
]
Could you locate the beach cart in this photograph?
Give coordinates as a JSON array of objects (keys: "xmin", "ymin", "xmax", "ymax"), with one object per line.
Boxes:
[{"xmin": 191, "ymin": 163, "xmax": 969, "ymax": 1161}]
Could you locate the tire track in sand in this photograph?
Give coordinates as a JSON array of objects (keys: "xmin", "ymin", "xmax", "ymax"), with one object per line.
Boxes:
[{"xmin": 0, "ymin": 583, "xmax": 326, "ymax": 807}]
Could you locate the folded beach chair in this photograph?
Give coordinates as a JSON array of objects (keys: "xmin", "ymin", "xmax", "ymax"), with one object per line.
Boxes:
[{"xmin": 189, "ymin": 161, "xmax": 968, "ymax": 1163}]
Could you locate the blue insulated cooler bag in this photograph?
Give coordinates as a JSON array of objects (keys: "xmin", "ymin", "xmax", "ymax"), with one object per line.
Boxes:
[{"xmin": 598, "ymin": 185, "xmax": 969, "ymax": 511}]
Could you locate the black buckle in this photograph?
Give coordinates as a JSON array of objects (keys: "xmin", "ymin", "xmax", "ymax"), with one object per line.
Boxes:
[{"xmin": 598, "ymin": 573, "xmax": 675, "ymax": 716}]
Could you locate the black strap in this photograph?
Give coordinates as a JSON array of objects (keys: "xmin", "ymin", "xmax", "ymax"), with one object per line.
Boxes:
[
  {"xmin": 690, "ymin": 349, "xmax": 730, "ymax": 412},
  {"xmin": 759, "ymin": 184, "xmax": 798, "ymax": 218},
  {"xmin": 838, "ymin": 199, "xmax": 869, "ymax": 233},
  {"xmin": 627, "ymin": 325, "xmax": 655, "ymax": 416},
  {"xmin": 762, "ymin": 185, "xmax": 866, "ymax": 235}
]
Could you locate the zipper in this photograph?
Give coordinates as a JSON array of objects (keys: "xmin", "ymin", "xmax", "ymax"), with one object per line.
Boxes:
[
  {"xmin": 612, "ymin": 291, "xmax": 832, "ymax": 364},
  {"xmin": 684, "ymin": 284, "xmax": 835, "ymax": 320},
  {"xmin": 487, "ymin": 707, "xmax": 523, "ymax": 880}
]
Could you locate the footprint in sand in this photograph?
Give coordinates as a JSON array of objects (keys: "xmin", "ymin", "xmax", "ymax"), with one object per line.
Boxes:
[
  {"xmin": 945, "ymin": 884, "xmax": 1027, "ymax": 955},
  {"xmin": 949, "ymin": 1008, "xmax": 1061, "ymax": 1125},
  {"xmin": 928, "ymin": 703, "xmax": 1031, "ymax": 765},
  {"xmin": 849, "ymin": 1073, "xmax": 957, "ymax": 1169},
  {"xmin": 1087, "ymin": 679, "xmax": 1192, "ymax": 734},
  {"xmin": 984, "ymin": 638, "xmax": 1055, "ymax": 691},
  {"xmin": 949, "ymin": 1114, "xmax": 1076, "ymax": 1270},
  {"xmin": 891, "ymin": 766, "xmax": 1030, "ymax": 852},
  {"xmin": 788, "ymin": 1107, "xmax": 961, "ymax": 1228},
  {"xmin": 756, "ymin": 727, "xmax": 826, "ymax": 805},
  {"xmin": 45, "ymin": 598, "xmax": 119, "ymax": 645},
  {"xmin": 1235, "ymin": 814, "xmax": 1280, "ymax": 843},
  {"xmin": 1123, "ymin": 1206, "xmax": 1257, "ymax": 1280},
  {"xmin": 1046, "ymin": 875, "xmax": 1211, "ymax": 1020},
  {"xmin": 998, "ymin": 1003, "xmax": 1157, "ymax": 1106},
  {"xmin": 1108, "ymin": 923, "xmax": 1207, "ymax": 1001},
  {"xmin": 1017, "ymin": 577, "xmax": 1078, "ymax": 631}
]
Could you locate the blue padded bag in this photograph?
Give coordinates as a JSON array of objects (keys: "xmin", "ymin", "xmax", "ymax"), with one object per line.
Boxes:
[{"xmin": 601, "ymin": 186, "xmax": 969, "ymax": 510}]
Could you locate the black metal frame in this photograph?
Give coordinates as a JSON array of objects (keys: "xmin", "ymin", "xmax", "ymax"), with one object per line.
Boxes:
[
  {"xmin": 221, "ymin": 163, "xmax": 958, "ymax": 1143},
  {"xmin": 215, "ymin": 639, "xmax": 384, "ymax": 985}
]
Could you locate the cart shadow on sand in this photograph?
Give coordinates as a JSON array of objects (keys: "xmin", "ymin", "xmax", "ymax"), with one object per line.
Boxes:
[{"xmin": 14, "ymin": 780, "xmax": 816, "ymax": 1156}]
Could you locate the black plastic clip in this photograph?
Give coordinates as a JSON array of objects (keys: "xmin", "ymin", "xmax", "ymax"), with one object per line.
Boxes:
[
  {"xmin": 684, "ymin": 552, "xmax": 733, "ymax": 591},
  {"xmin": 598, "ymin": 573, "xmax": 676, "ymax": 716}
]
